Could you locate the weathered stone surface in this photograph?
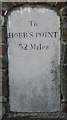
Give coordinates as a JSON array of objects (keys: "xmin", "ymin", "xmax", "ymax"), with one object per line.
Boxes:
[
  {"xmin": 0, "ymin": 43, "xmax": 7, "ymax": 55},
  {"xmin": 0, "ymin": 70, "xmax": 2, "ymax": 80},
  {"xmin": 0, "ymin": 29, "xmax": 2, "ymax": 43},
  {"xmin": 62, "ymin": 22, "xmax": 67, "ymax": 29},
  {"xmin": 2, "ymin": 80, "xmax": 8, "ymax": 97},
  {"xmin": 0, "ymin": 80, "xmax": 2, "ymax": 96},
  {"xmin": 7, "ymin": 6, "xmax": 60, "ymax": 112},
  {"xmin": 6, "ymin": 118, "xmax": 67, "ymax": 120},
  {"xmin": 0, "ymin": 103, "xmax": 2, "ymax": 120},
  {"xmin": 64, "ymin": 45, "xmax": 67, "ymax": 64},
  {"xmin": 2, "ymin": 27, "xmax": 7, "ymax": 43},
  {"xmin": 1, "ymin": 0, "xmax": 67, "ymax": 2}
]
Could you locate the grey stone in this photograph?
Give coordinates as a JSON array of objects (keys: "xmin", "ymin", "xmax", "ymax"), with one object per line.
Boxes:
[
  {"xmin": 7, "ymin": 6, "xmax": 60, "ymax": 112},
  {"xmin": 0, "ymin": 103, "xmax": 2, "ymax": 120}
]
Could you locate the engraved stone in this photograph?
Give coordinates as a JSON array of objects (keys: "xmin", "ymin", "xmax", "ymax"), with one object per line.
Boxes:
[{"xmin": 7, "ymin": 6, "xmax": 60, "ymax": 112}]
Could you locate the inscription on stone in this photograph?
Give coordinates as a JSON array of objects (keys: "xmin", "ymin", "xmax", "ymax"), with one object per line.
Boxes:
[{"xmin": 7, "ymin": 7, "xmax": 60, "ymax": 112}]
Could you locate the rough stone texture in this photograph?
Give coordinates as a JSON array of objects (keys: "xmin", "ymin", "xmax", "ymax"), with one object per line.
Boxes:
[
  {"xmin": 2, "ymin": 27, "xmax": 7, "ymax": 43},
  {"xmin": 0, "ymin": 3, "xmax": 2, "ymax": 120},
  {"xmin": 5, "ymin": 118, "xmax": 66, "ymax": 120},
  {"xmin": 0, "ymin": 80, "xmax": 2, "ymax": 96},
  {"xmin": 1, "ymin": 1, "xmax": 67, "ymax": 120},
  {"xmin": 0, "ymin": 29, "xmax": 2, "ymax": 43},
  {"xmin": 7, "ymin": 112, "xmax": 65, "ymax": 119},
  {"xmin": 0, "ymin": 103, "xmax": 2, "ymax": 120},
  {"xmin": 0, "ymin": 70, "xmax": 2, "ymax": 81},
  {"xmin": 64, "ymin": 45, "xmax": 67, "ymax": 64},
  {"xmin": 60, "ymin": 3, "xmax": 67, "ymax": 114},
  {"xmin": 2, "ymin": 2, "xmax": 65, "ymax": 14},
  {"xmin": 1, "ymin": 0, "xmax": 66, "ymax": 2},
  {"xmin": 2, "ymin": 79, "xmax": 8, "ymax": 97},
  {"xmin": 0, "ymin": 43, "xmax": 7, "ymax": 55},
  {"xmin": 0, "ymin": 58, "xmax": 2, "ymax": 69}
]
